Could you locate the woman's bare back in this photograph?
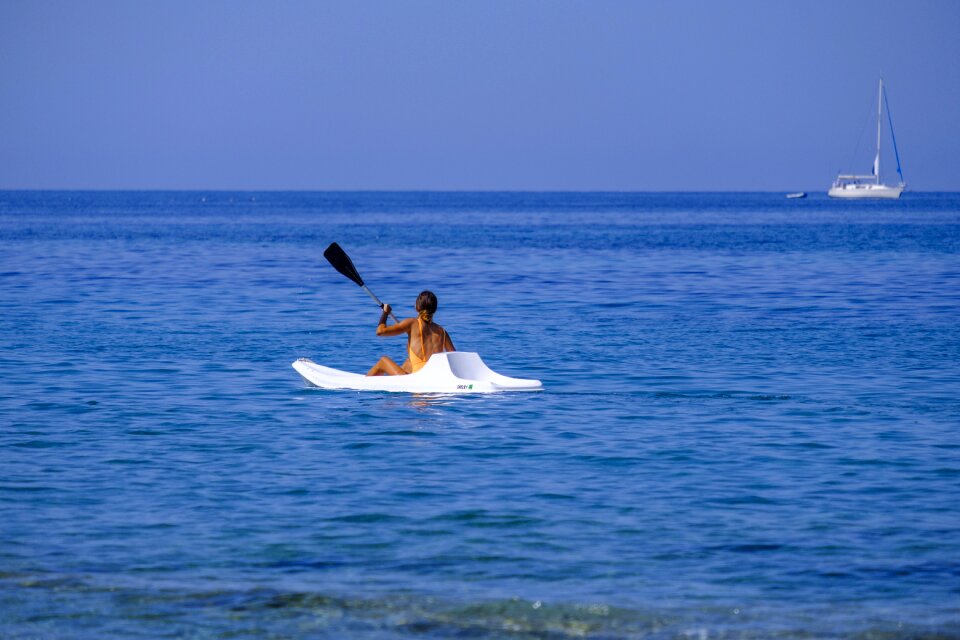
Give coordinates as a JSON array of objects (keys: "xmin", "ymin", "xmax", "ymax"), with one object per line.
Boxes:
[{"xmin": 408, "ymin": 320, "xmax": 453, "ymax": 363}]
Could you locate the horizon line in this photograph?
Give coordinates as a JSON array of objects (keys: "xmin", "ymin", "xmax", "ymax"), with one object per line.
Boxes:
[{"xmin": 0, "ymin": 188, "xmax": 954, "ymax": 195}]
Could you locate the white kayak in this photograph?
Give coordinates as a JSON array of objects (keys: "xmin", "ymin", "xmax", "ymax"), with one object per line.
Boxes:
[{"xmin": 292, "ymin": 351, "xmax": 542, "ymax": 394}]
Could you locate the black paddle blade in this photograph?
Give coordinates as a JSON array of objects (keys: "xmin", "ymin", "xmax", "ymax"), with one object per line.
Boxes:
[{"xmin": 323, "ymin": 242, "xmax": 364, "ymax": 287}]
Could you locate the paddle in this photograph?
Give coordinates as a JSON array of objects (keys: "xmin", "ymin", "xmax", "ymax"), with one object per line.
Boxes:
[{"xmin": 323, "ymin": 242, "xmax": 399, "ymax": 323}]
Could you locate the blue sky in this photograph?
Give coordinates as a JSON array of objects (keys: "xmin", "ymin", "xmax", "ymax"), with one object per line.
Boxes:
[{"xmin": 1, "ymin": 0, "xmax": 958, "ymax": 191}]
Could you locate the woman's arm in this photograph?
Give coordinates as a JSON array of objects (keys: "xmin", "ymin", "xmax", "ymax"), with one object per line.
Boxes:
[
  {"xmin": 375, "ymin": 304, "xmax": 413, "ymax": 336},
  {"xmin": 444, "ymin": 332, "xmax": 456, "ymax": 352}
]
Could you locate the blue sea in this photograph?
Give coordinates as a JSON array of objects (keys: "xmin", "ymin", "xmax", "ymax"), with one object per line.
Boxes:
[{"xmin": 1, "ymin": 191, "xmax": 958, "ymax": 638}]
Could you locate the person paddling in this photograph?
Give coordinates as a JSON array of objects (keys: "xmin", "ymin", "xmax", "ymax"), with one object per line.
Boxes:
[{"xmin": 367, "ymin": 290, "xmax": 456, "ymax": 376}]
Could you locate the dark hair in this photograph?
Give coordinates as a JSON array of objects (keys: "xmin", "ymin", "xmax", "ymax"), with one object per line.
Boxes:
[{"xmin": 416, "ymin": 290, "xmax": 437, "ymax": 314}]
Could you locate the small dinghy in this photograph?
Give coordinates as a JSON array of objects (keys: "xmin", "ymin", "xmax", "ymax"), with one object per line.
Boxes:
[{"xmin": 293, "ymin": 351, "xmax": 542, "ymax": 394}]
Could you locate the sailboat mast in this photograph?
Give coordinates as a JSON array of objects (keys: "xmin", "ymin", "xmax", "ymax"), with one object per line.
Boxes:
[{"xmin": 875, "ymin": 78, "xmax": 883, "ymax": 184}]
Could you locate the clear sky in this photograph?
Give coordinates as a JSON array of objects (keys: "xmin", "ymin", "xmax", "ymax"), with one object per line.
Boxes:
[{"xmin": 1, "ymin": 0, "xmax": 958, "ymax": 191}]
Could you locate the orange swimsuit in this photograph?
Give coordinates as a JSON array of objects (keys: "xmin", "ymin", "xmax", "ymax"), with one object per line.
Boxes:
[{"xmin": 408, "ymin": 318, "xmax": 445, "ymax": 373}]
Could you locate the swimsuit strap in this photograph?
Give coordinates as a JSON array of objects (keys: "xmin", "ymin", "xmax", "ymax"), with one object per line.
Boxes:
[
  {"xmin": 412, "ymin": 319, "xmax": 442, "ymax": 365},
  {"xmin": 418, "ymin": 318, "xmax": 426, "ymax": 360}
]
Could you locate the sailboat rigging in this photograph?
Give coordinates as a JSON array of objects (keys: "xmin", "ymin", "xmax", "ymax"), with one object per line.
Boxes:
[{"xmin": 828, "ymin": 78, "xmax": 906, "ymax": 199}]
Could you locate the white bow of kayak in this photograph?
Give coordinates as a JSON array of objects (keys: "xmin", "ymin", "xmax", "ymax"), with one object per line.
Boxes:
[{"xmin": 292, "ymin": 351, "xmax": 542, "ymax": 393}]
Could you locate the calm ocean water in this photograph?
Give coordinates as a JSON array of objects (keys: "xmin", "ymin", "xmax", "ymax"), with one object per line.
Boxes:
[{"xmin": 1, "ymin": 191, "xmax": 958, "ymax": 638}]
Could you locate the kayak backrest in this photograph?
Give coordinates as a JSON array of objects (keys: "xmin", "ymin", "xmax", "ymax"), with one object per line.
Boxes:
[
  {"xmin": 423, "ymin": 352, "xmax": 493, "ymax": 381},
  {"xmin": 422, "ymin": 352, "xmax": 541, "ymax": 389}
]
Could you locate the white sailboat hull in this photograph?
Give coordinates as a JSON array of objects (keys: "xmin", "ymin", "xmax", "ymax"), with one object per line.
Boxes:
[{"xmin": 828, "ymin": 183, "xmax": 904, "ymax": 199}]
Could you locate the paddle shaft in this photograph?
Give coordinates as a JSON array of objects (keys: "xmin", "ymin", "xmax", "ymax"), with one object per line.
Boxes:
[
  {"xmin": 323, "ymin": 242, "xmax": 399, "ymax": 324},
  {"xmin": 361, "ymin": 284, "xmax": 399, "ymax": 323}
]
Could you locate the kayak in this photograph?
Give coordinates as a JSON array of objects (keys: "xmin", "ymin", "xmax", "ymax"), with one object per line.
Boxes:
[{"xmin": 292, "ymin": 351, "xmax": 542, "ymax": 393}]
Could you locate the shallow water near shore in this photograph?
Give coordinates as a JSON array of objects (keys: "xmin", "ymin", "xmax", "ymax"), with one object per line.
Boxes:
[{"xmin": 1, "ymin": 191, "xmax": 959, "ymax": 638}]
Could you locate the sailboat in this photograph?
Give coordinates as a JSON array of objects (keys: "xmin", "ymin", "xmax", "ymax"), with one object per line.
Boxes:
[{"xmin": 828, "ymin": 78, "xmax": 905, "ymax": 199}]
